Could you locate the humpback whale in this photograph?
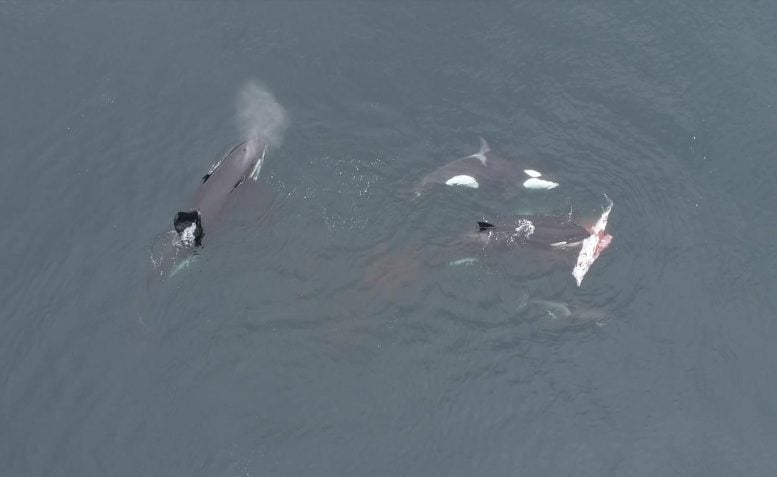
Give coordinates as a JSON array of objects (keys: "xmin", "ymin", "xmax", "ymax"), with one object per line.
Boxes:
[
  {"xmin": 415, "ymin": 138, "xmax": 559, "ymax": 196},
  {"xmin": 149, "ymin": 138, "xmax": 268, "ymax": 283}
]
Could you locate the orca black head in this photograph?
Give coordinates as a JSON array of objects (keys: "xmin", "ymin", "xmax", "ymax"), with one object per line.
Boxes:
[{"xmin": 173, "ymin": 210, "xmax": 204, "ymax": 247}]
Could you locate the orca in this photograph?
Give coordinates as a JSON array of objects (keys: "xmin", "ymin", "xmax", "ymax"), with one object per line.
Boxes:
[
  {"xmin": 148, "ymin": 138, "xmax": 268, "ymax": 283},
  {"xmin": 475, "ymin": 196, "xmax": 614, "ymax": 286},
  {"xmin": 414, "ymin": 138, "xmax": 559, "ymax": 196},
  {"xmin": 518, "ymin": 298, "xmax": 613, "ymax": 326}
]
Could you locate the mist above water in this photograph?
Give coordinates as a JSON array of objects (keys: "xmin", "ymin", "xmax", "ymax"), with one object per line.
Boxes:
[{"xmin": 236, "ymin": 80, "xmax": 289, "ymax": 157}]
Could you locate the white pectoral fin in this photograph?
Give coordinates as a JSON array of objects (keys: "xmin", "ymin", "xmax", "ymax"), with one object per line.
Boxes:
[
  {"xmin": 549, "ymin": 240, "xmax": 582, "ymax": 250},
  {"xmin": 170, "ymin": 255, "xmax": 198, "ymax": 278},
  {"xmin": 523, "ymin": 169, "xmax": 542, "ymax": 178},
  {"xmin": 445, "ymin": 175, "xmax": 479, "ymax": 188},
  {"xmin": 449, "ymin": 257, "xmax": 479, "ymax": 267}
]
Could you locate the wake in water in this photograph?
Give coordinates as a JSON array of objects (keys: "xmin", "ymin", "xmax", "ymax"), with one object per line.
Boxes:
[{"xmin": 236, "ymin": 80, "xmax": 289, "ymax": 159}]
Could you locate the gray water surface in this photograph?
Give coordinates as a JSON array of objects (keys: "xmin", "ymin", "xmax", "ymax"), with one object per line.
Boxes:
[{"xmin": 2, "ymin": 2, "xmax": 777, "ymax": 476}]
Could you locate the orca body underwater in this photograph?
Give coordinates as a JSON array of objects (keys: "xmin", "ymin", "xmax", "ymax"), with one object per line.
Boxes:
[
  {"xmin": 414, "ymin": 138, "xmax": 560, "ymax": 196},
  {"xmin": 149, "ymin": 139, "xmax": 267, "ymax": 283}
]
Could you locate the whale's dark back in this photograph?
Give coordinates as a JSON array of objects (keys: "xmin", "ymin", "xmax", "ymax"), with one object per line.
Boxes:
[
  {"xmin": 522, "ymin": 215, "xmax": 588, "ymax": 246},
  {"xmin": 194, "ymin": 140, "xmax": 264, "ymax": 229},
  {"xmin": 478, "ymin": 214, "xmax": 589, "ymax": 248}
]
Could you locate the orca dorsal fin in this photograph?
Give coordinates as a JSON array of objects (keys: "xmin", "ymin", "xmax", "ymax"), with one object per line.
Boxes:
[{"xmin": 478, "ymin": 221, "xmax": 495, "ymax": 231}]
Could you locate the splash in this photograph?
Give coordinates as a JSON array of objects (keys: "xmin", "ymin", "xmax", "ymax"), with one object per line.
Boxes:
[{"xmin": 236, "ymin": 80, "xmax": 289, "ymax": 156}]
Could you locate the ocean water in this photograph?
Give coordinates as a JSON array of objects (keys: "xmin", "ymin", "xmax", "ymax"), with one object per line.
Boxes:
[{"xmin": 2, "ymin": 2, "xmax": 777, "ymax": 476}]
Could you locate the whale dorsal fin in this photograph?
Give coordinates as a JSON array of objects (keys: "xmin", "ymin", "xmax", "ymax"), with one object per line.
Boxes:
[{"xmin": 478, "ymin": 221, "xmax": 495, "ymax": 232}]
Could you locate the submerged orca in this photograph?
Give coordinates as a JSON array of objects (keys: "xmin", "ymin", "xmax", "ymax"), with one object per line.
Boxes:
[
  {"xmin": 518, "ymin": 297, "xmax": 613, "ymax": 326},
  {"xmin": 414, "ymin": 138, "xmax": 560, "ymax": 196},
  {"xmin": 149, "ymin": 138, "xmax": 268, "ymax": 282}
]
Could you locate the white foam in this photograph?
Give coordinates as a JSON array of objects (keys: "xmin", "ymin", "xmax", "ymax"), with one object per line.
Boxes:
[
  {"xmin": 178, "ymin": 223, "xmax": 198, "ymax": 247},
  {"xmin": 515, "ymin": 219, "xmax": 535, "ymax": 238}
]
